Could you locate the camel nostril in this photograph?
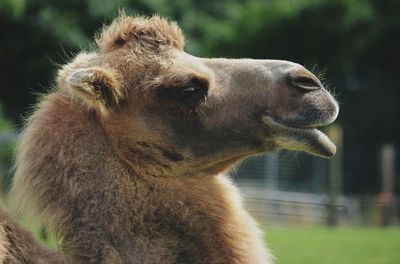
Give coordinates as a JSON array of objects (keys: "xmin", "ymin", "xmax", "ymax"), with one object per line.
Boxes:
[{"xmin": 291, "ymin": 75, "xmax": 321, "ymax": 91}]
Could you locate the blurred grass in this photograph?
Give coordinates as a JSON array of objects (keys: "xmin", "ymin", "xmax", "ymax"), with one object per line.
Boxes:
[{"xmin": 266, "ymin": 227, "xmax": 400, "ymax": 264}]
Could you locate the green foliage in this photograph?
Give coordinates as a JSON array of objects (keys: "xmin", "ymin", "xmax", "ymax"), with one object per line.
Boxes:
[
  {"xmin": 0, "ymin": 107, "xmax": 14, "ymax": 193},
  {"xmin": 0, "ymin": 106, "xmax": 12, "ymax": 132},
  {"xmin": 0, "ymin": 0, "xmax": 26, "ymax": 18}
]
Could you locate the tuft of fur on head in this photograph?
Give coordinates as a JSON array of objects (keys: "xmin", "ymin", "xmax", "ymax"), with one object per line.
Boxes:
[{"xmin": 96, "ymin": 14, "xmax": 185, "ymax": 53}]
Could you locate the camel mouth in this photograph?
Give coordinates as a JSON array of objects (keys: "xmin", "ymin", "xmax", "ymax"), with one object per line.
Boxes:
[{"xmin": 262, "ymin": 115, "xmax": 336, "ymax": 158}]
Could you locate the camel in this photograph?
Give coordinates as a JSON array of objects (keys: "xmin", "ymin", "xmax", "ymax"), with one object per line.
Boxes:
[{"xmin": 0, "ymin": 15, "xmax": 338, "ymax": 263}]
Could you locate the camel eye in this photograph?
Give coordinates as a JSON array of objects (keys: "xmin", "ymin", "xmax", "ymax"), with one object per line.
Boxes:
[
  {"xmin": 164, "ymin": 78, "xmax": 208, "ymax": 108},
  {"xmin": 179, "ymin": 86, "xmax": 206, "ymax": 107}
]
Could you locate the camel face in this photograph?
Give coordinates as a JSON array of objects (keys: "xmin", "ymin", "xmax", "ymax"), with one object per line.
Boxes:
[
  {"xmin": 171, "ymin": 53, "xmax": 339, "ymax": 160},
  {"xmin": 60, "ymin": 16, "xmax": 338, "ymax": 177}
]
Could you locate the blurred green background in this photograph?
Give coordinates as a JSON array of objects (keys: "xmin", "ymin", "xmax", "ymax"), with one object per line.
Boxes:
[{"xmin": 0, "ymin": 0, "xmax": 399, "ymax": 263}]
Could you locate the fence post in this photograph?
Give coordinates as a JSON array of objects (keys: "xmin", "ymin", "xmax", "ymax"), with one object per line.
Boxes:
[
  {"xmin": 326, "ymin": 124, "xmax": 343, "ymax": 226},
  {"xmin": 265, "ymin": 153, "xmax": 279, "ymax": 191},
  {"xmin": 378, "ymin": 143, "xmax": 395, "ymax": 226}
]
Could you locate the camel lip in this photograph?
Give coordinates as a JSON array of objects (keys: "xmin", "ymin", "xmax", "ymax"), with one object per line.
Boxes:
[
  {"xmin": 261, "ymin": 115, "xmax": 336, "ymax": 158},
  {"xmin": 262, "ymin": 113, "xmax": 337, "ymax": 130}
]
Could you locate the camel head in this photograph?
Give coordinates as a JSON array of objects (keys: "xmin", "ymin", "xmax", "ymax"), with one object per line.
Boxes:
[{"xmin": 58, "ymin": 15, "xmax": 338, "ymax": 177}]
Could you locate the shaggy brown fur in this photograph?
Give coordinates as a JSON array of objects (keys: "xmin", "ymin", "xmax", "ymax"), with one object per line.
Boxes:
[{"xmin": 2, "ymin": 14, "xmax": 338, "ymax": 264}]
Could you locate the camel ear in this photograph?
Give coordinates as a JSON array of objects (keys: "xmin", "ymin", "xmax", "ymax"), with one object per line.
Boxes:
[{"xmin": 66, "ymin": 67, "xmax": 123, "ymax": 108}]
